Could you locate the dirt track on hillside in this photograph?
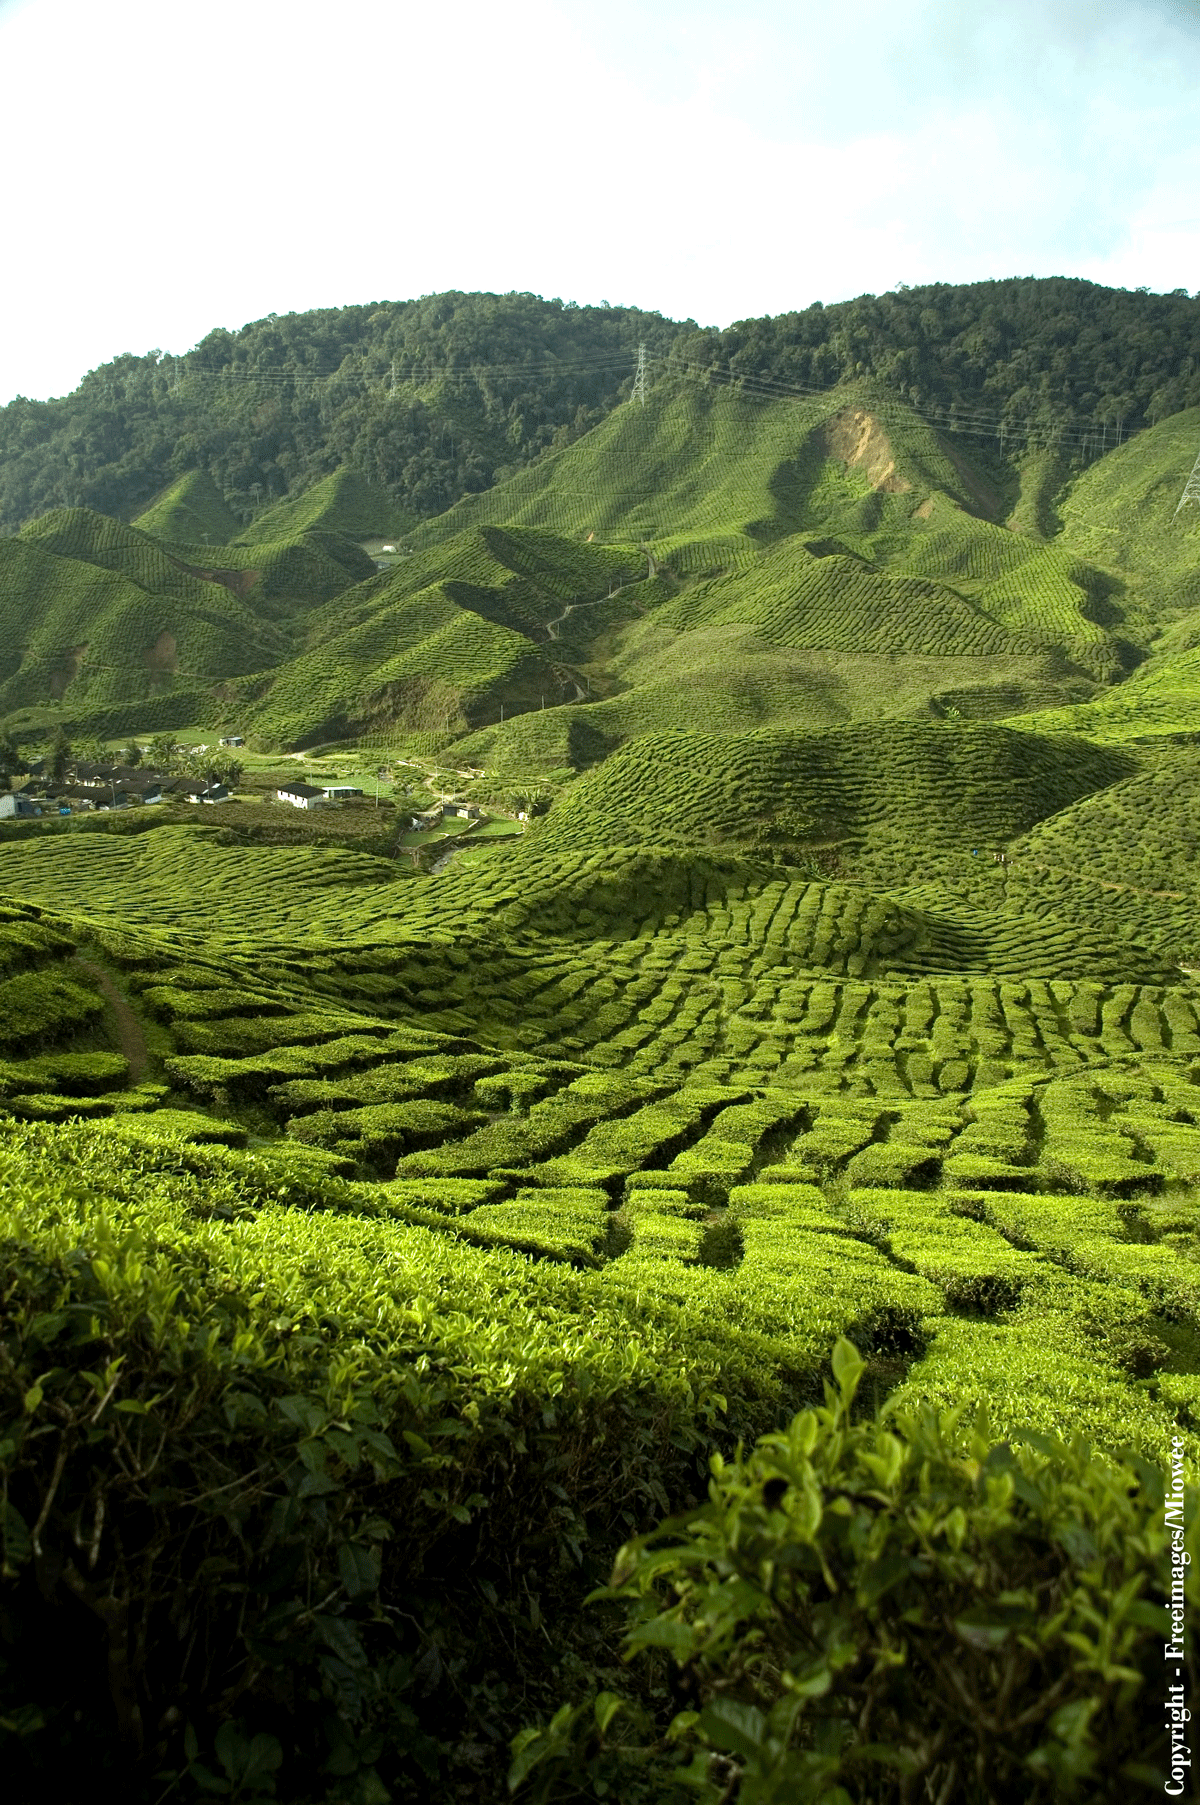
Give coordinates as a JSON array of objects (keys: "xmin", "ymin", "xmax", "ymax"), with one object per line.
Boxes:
[{"xmin": 74, "ymin": 958, "xmax": 148, "ymax": 1083}]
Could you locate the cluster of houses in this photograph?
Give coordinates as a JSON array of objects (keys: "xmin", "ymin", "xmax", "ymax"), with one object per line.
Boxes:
[
  {"xmin": 275, "ymin": 782, "xmax": 366, "ymax": 810},
  {"xmin": 1, "ymin": 751, "xmax": 499, "ymax": 834},
  {"xmin": 0, "ymin": 760, "xmax": 230, "ymax": 818},
  {"xmin": 273, "ymin": 783, "xmax": 486, "ymax": 833}
]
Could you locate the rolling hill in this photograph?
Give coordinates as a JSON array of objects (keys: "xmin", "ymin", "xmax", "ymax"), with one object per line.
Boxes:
[
  {"xmin": 132, "ymin": 468, "xmax": 241, "ymax": 544},
  {"xmin": 2, "ymin": 286, "xmax": 1200, "ymax": 1804}
]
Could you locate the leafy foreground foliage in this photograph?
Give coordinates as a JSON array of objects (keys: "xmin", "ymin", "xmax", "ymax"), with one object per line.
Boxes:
[
  {"xmin": 0, "ymin": 1116, "xmax": 785, "ymax": 1804},
  {"xmin": 511, "ymin": 1341, "xmax": 1196, "ymax": 1805}
]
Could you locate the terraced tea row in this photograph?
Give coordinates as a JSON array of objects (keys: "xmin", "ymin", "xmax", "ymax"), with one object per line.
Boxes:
[
  {"xmin": 654, "ymin": 540, "xmax": 1027, "ymax": 657},
  {"xmin": 522, "ymin": 722, "xmax": 1134, "ymax": 861}
]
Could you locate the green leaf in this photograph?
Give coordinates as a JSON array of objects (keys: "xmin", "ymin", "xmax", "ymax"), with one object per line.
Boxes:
[
  {"xmin": 338, "ymin": 1542, "xmax": 380, "ymax": 1600},
  {"xmin": 241, "ymin": 1734, "xmax": 283, "ymax": 1787},
  {"xmin": 625, "ymin": 1614, "xmax": 697, "ymax": 1657},
  {"xmin": 668, "ymin": 1710, "xmax": 700, "ymax": 1742},
  {"xmin": 944, "ymin": 1506, "xmax": 967, "ymax": 1551},
  {"xmin": 278, "ymin": 1395, "xmax": 324, "ymax": 1435},
  {"xmin": 315, "ymin": 1612, "xmax": 367, "ymax": 1669},
  {"xmin": 2, "ymin": 1503, "xmax": 32, "ymax": 1567},
  {"xmin": 215, "ymin": 1721, "xmax": 251, "ymax": 1781},
  {"xmin": 699, "ymin": 1697, "xmax": 767, "ymax": 1762},
  {"xmin": 830, "ymin": 1337, "xmax": 864, "ymax": 1402},
  {"xmin": 593, "ymin": 1691, "xmax": 624, "ymax": 1734},
  {"xmin": 188, "ymin": 1762, "xmax": 231, "ymax": 1795}
]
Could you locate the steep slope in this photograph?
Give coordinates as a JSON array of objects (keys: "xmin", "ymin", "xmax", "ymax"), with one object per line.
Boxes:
[
  {"xmin": 133, "ymin": 470, "xmax": 240, "ymax": 544},
  {"xmin": 5, "ymin": 280, "xmax": 1197, "ymax": 537},
  {"xmin": 233, "ymin": 525, "xmax": 647, "ymax": 746},
  {"xmin": 1001, "ymin": 645, "xmax": 1200, "ymax": 743},
  {"xmin": 415, "ymin": 378, "xmax": 992, "ymax": 565},
  {"xmin": 144, "ymin": 533, "xmax": 377, "ymax": 617},
  {"xmin": 0, "ymin": 514, "xmax": 289, "ymax": 716},
  {"xmin": 240, "ymin": 467, "xmax": 415, "ymax": 543},
  {"xmin": 1011, "ymin": 740, "xmax": 1200, "ymax": 895},
  {"xmin": 1056, "ymin": 406, "xmax": 1200, "ymax": 614},
  {"xmin": 241, "ymin": 584, "xmax": 566, "ymax": 746},
  {"xmin": 652, "ymin": 538, "xmax": 1025, "ymax": 656}
]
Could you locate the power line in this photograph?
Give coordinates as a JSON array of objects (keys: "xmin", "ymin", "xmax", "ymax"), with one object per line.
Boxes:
[
  {"xmin": 169, "ymin": 351, "xmax": 639, "ymax": 387},
  {"xmin": 650, "ymin": 350, "xmax": 1134, "ymax": 456},
  {"xmin": 142, "ymin": 340, "xmax": 1154, "ymax": 457}
]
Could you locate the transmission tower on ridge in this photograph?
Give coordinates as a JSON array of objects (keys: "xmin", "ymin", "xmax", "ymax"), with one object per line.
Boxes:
[
  {"xmin": 1175, "ymin": 443, "xmax": 1200, "ymax": 519},
  {"xmin": 631, "ymin": 342, "xmax": 648, "ymax": 407}
]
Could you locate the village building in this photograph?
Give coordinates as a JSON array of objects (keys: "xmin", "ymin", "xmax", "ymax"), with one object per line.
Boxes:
[
  {"xmin": 277, "ymin": 782, "xmax": 325, "ymax": 810},
  {"xmin": 178, "ymin": 781, "xmax": 231, "ymax": 804},
  {"xmin": 322, "ymin": 785, "xmax": 364, "ymax": 801}
]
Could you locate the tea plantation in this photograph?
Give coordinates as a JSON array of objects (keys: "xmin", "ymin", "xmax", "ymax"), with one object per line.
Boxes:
[{"xmin": 1, "ymin": 357, "xmax": 1199, "ymax": 1801}]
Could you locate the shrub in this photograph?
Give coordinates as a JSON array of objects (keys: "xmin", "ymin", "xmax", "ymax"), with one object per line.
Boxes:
[
  {"xmin": 0, "ymin": 969, "xmax": 105, "ymax": 1051},
  {"xmin": 0, "ymin": 1119, "xmax": 791, "ymax": 1804},
  {"xmin": 510, "ymin": 1339, "xmax": 1192, "ymax": 1804}
]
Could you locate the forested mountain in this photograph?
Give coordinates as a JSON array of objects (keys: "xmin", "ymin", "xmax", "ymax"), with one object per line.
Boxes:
[
  {"xmin": 2, "ymin": 279, "xmax": 1198, "ymax": 537},
  {"xmin": 0, "ymin": 295, "xmax": 683, "ymax": 534},
  {"xmin": 674, "ymin": 278, "xmax": 1200, "ymax": 445}
]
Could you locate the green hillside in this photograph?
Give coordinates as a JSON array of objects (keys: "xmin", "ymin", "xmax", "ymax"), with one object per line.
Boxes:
[
  {"xmin": 1057, "ymin": 405, "xmax": 1200, "ymax": 609},
  {"xmin": 525, "ymin": 722, "xmax": 1132, "ymax": 861},
  {"xmin": 132, "ymin": 468, "xmax": 240, "ymax": 543},
  {"xmin": 242, "ymin": 584, "xmax": 566, "ymax": 746},
  {"xmin": 151, "ymin": 531, "xmax": 377, "ymax": 612},
  {"xmin": 3, "ymin": 367, "xmax": 1186, "ymax": 747},
  {"xmin": 417, "ymin": 378, "xmax": 989, "ymax": 560},
  {"xmin": 240, "ymin": 466, "xmax": 416, "ymax": 543},
  {"xmin": 651, "ymin": 537, "xmax": 1024, "ymax": 655},
  {"xmin": 0, "ymin": 513, "xmax": 289, "ymax": 719},
  {"xmin": 4, "ymin": 280, "xmax": 1197, "ymax": 536},
  {"xmin": 228, "ymin": 524, "xmax": 640, "ymax": 744},
  {"xmin": 3, "ymin": 287, "xmax": 1200, "ymax": 1805}
]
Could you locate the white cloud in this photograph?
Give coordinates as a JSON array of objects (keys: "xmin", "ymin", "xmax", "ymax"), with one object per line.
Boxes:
[{"xmin": 0, "ymin": 0, "xmax": 1196, "ymax": 401}]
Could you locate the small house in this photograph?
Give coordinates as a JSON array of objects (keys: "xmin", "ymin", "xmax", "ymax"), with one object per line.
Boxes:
[
  {"xmin": 443, "ymin": 802, "xmax": 484, "ymax": 822},
  {"xmin": 322, "ymin": 786, "xmax": 364, "ymax": 802},
  {"xmin": 277, "ymin": 782, "xmax": 325, "ymax": 810},
  {"xmin": 219, "ymin": 735, "xmax": 245, "ymax": 748},
  {"xmin": 0, "ymin": 794, "xmax": 42, "ymax": 819},
  {"xmin": 178, "ymin": 781, "xmax": 231, "ymax": 805}
]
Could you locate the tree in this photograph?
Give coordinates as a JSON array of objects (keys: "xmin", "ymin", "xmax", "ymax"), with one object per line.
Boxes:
[
  {"xmin": 50, "ymin": 728, "xmax": 72, "ymax": 785},
  {"xmin": 148, "ymin": 733, "xmax": 177, "ymax": 771},
  {"xmin": 123, "ymin": 740, "xmax": 143, "ymax": 768},
  {"xmin": 0, "ymin": 733, "xmax": 23, "ymax": 791}
]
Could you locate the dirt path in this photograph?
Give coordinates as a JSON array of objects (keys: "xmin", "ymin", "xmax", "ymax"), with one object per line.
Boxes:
[
  {"xmin": 545, "ymin": 592, "xmax": 625, "ymax": 641},
  {"xmin": 74, "ymin": 957, "xmax": 149, "ymax": 1084},
  {"xmin": 544, "ymin": 553, "xmax": 654, "ymax": 642}
]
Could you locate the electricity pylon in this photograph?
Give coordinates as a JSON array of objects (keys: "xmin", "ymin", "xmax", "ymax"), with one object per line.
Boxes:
[
  {"xmin": 631, "ymin": 342, "xmax": 648, "ymax": 407},
  {"xmin": 1175, "ymin": 443, "xmax": 1200, "ymax": 519}
]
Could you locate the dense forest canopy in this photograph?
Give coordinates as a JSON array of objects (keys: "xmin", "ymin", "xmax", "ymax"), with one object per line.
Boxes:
[
  {"xmin": 1, "ymin": 279, "xmax": 1198, "ymax": 536},
  {"xmin": 685, "ymin": 278, "xmax": 1200, "ymax": 432}
]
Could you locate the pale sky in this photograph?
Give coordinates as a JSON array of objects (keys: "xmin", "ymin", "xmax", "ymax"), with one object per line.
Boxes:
[{"xmin": 0, "ymin": 0, "xmax": 1197, "ymax": 403}]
